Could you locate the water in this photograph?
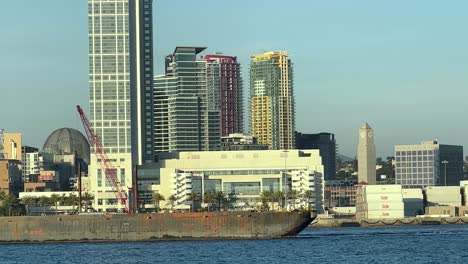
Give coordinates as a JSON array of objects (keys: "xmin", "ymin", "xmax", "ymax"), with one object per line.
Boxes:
[{"xmin": 1, "ymin": 225, "xmax": 468, "ymax": 263}]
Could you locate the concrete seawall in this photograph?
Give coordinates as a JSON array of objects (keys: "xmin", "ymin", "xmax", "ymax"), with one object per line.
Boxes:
[
  {"xmin": 0, "ymin": 211, "xmax": 312, "ymax": 242},
  {"xmin": 310, "ymin": 217, "xmax": 468, "ymax": 228}
]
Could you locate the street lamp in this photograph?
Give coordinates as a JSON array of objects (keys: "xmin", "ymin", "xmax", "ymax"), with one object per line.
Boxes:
[{"xmin": 442, "ymin": 160, "xmax": 449, "ymax": 186}]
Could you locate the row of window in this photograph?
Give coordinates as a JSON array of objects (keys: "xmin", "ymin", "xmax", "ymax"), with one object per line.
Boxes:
[{"xmin": 396, "ymin": 150, "xmax": 436, "ymax": 156}]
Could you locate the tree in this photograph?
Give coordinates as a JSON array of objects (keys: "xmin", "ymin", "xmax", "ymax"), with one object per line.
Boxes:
[
  {"xmin": 214, "ymin": 192, "xmax": 225, "ymax": 211},
  {"xmin": 203, "ymin": 192, "xmax": 216, "ymax": 211},
  {"xmin": 3, "ymin": 195, "xmax": 19, "ymax": 216},
  {"xmin": 301, "ymin": 190, "xmax": 314, "ymax": 211},
  {"xmin": 38, "ymin": 196, "xmax": 51, "ymax": 215},
  {"xmin": 152, "ymin": 193, "xmax": 165, "ymax": 212},
  {"xmin": 66, "ymin": 193, "xmax": 78, "ymax": 211},
  {"xmin": 225, "ymin": 193, "xmax": 237, "ymax": 211},
  {"xmin": 260, "ymin": 191, "xmax": 273, "ymax": 211},
  {"xmin": 186, "ymin": 193, "xmax": 200, "ymax": 212},
  {"xmin": 273, "ymin": 191, "xmax": 284, "ymax": 210},
  {"xmin": 21, "ymin": 196, "xmax": 36, "ymax": 216},
  {"xmin": 50, "ymin": 194, "xmax": 60, "ymax": 214},
  {"xmin": 82, "ymin": 192, "xmax": 94, "ymax": 211},
  {"xmin": 167, "ymin": 195, "xmax": 176, "ymax": 211},
  {"xmin": 288, "ymin": 190, "xmax": 299, "ymax": 210}
]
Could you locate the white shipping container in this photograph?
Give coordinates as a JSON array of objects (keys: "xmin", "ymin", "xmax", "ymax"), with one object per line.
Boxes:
[
  {"xmin": 426, "ymin": 201, "xmax": 461, "ymax": 207},
  {"xmin": 363, "ymin": 185, "xmax": 402, "ymax": 194},
  {"xmin": 365, "ymin": 193, "xmax": 403, "ymax": 202},
  {"xmin": 366, "ymin": 210, "xmax": 404, "ymax": 219},
  {"xmin": 459, "ymin": 180, "xmax": 468, "ymax": 187},
  {"xmin": 425, "ymin": 186, "xmax": 460, "ymax": 195},
  {"xmin": 364, "ymin": 202, "xmax": 404, "ymax": 211},
  {"xmin": 402, "ymin": 189, "xmax": 423, "ymax": 199}
]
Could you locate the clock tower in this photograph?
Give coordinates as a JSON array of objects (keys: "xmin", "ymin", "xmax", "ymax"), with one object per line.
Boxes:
[{"xmin": 357, "ymin": 123, "xmax": 376, "ymax": 184}]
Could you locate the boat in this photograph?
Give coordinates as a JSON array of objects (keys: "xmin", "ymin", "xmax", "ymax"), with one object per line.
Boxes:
[{"xmin": 0, "ymin": 211, "xmax": 314, "ymax": 242}]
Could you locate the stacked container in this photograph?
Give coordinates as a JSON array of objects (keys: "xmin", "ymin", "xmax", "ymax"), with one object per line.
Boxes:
[
  {"xmin": 402, "ymin": 189, "xmax": 424, "ymax": 217},
  {"xmin": 424, "ymin": 186, "xmax": 461, "ymax": 207},
  {"xmin": 356, "ymin": 185, "xmax": 404, "ymax": 219}
]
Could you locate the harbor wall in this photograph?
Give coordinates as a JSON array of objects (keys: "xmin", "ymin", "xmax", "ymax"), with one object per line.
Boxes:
[{"xmin": 310, "ymin": 216, "xmax": 468, "ymax": 227}]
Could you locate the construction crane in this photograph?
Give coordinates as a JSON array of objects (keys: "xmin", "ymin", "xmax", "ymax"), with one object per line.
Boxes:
[{"xmin": 76, "ymin": 105, "xmax": 130, "ymax": 213}]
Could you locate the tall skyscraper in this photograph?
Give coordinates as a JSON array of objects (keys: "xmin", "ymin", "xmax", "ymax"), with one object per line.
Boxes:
[
  {"xmin": 154, "ymin": 47, "xmax": 220, "ymax": 153},
  {"xmin": 296, "ymin": 132, "xmax": 336, "ymax": 181},
  {"xmin": 203, "ymin": 54, "xmax": 243, "ymax": 136},
  {"xmin": 357, "ymin": 123, "xmax": 376, "ymax": 184},
  {"xmin": 250, "ymin": 51, "xmax": 295, "ymax": 150},
  {"xmin": 88, "ymin": 0, "xmax": 154, "ymax": 212}
]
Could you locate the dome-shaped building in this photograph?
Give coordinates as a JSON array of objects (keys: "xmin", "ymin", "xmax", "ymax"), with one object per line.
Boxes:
[{"xmin": 42, "ymin": 128, "xmax": 90, "ymax": 164}]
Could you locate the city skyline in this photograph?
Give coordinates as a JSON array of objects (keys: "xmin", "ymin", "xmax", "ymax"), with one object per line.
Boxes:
[{"xmin": 2, "ymin": 0, "xmax": 468, "ymax": 157}]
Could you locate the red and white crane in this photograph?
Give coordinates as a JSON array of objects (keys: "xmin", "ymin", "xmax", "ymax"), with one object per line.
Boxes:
[{"xmin": 76, "ymin": 105, "xmax": 129, "ymax": 213}]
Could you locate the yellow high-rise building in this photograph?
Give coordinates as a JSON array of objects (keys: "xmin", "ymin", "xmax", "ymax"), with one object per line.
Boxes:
[{"xmin": 250, "ymin": 51, "xmax": 295, "ymax": 149}]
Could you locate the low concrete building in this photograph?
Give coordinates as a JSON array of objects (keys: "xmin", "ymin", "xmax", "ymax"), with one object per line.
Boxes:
[
  {"xmin": 425, "ymin": 206, "xmax": 458, "ymax": 217},
  {"xmin": 138, "ymin": 150, "xmax": 325, "ymax": 213},
  {"xmin": 325, "ymin": 185, "xmax": 357, "ymax": 208}
]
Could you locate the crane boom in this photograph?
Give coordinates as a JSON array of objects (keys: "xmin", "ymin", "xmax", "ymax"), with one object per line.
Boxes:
[{"xmin": 76, "ymin": 105, "xmax": 129, "ymax": 213}]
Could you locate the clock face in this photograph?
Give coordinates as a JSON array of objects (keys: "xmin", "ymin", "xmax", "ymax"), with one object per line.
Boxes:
[
  {"xmin": 360, "ymin": 131, "xmax": 366, "ymax": 138},
  {"xmin": 368, "ymin": 131, "xmax": 373, "ymax": 138}
]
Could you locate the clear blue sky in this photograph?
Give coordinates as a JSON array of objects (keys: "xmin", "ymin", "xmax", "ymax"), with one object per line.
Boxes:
[{"xmin": 1, "ymin": 0, "xmax": 468, "ymax": 157}]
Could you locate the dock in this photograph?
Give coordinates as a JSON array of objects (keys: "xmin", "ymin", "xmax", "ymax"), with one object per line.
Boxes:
[{"xmin": 309, "ymin": 216, "xmax": 468, "ymax": 227}]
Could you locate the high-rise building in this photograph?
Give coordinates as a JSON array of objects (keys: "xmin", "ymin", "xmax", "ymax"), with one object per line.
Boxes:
[
  {"xmin": 203, "ymin": 54, "xmax": 243, "ymax": 136},
  {"xmin": 357, "ymin": 123, "xmax": 376, "ymax": 184},
  {"xmin": 250, "ymin": 51, "xmax": 295, "ymax": 150},
  {"xmin": 88, "ymin": 0, "xmax": 154, "ymax": 212},
  {"xmin": 296, "ymin": 132, "xmax": 336, "ymax": 180},
  {"xmin": 154, "ymin": 47, "xmax": 220, "ymax": 153},
  {"xmin": 395, "ymin": 140, "xmax": 464, "ymax": 188}
]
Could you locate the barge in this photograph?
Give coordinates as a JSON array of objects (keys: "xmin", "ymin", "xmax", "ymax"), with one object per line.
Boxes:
[{"xmin": 0, "ymin": 211, "xmax": 313, "ymax": 242}]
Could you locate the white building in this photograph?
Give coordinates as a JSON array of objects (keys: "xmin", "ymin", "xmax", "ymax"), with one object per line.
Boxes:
[
  {"xmin": 150, "ymin": 150, "xmax": 325, "ymax": 212},
  {"xmin": 22, "ymin": 152, "xmax": 40, "ymax": 181},
  {"xmin": 87, "ymin": 0, "xmax": 154, "ymax": 212}
]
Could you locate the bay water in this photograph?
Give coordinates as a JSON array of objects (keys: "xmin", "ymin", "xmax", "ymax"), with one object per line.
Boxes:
[{"xmin": 1, "ymin": 225, "xmax": 467, "ymax": 263}]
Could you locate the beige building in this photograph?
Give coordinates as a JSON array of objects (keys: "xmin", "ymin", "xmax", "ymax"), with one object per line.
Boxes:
[
  {"xmin": 357, "ymin": 123, "xmax": 376, "ymax": 184},
  {"xmin": 3, "ymin": 133, "xmax": 22, "ymax": 161},
  {"xmin": 143, "ymin": 150, "xmax": 324, "ymax": 213},
  {"xmin": 0, "ymin": 160, "xmax": 23, "ymax": 196}
]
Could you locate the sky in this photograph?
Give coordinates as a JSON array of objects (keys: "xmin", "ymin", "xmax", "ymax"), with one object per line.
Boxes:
[{"xmin": 1, "ymin": 0, "xmax": 468, "ymax": 158}]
